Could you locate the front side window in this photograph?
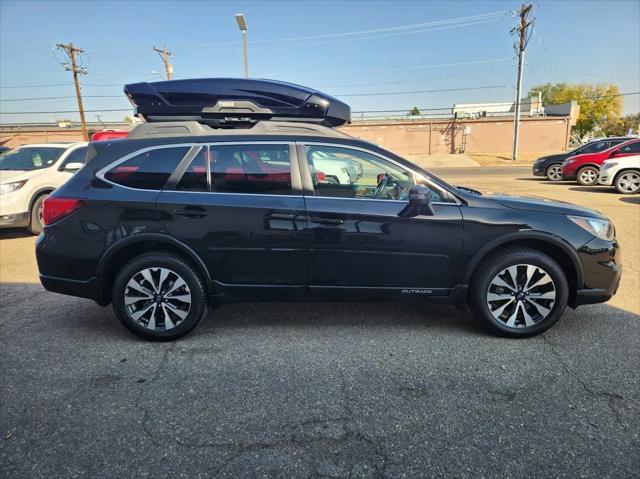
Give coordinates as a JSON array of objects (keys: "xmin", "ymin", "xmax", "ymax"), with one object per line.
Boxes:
[
  {"xmin": 580, "ymin": 141, "xmax": 610, "ymax": 154},
  {"xmin": 0, "ymin": 147, "xmax": 65, "ymax": 171},
  {"xmin": 104, "ymin": 146, "xmax": 189, "ymax": 190},
  {"xmin": 60, "ymin": 146, "xmax": 88, "ymax": 170},
  {"xmin": 619, "ymin": 141, "xmax": 640, "ymax": 154},
  {"xmin": 209, "ymin": 144, "xmax": 291, "ymax": 195},
  {"xmin": 305, "ymin": 145, "xmax": 443, "ymax": 201}
]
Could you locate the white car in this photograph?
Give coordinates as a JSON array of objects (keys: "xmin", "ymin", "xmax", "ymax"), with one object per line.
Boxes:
[
  {"xmin": 308, "ymin": 150, "xmax": 364, "ymax": 184},
  {"xmin": 598, "ymin": 155, "xmax": 640, "ymax": 194},
  {"xmin": 0, "ymin": 142, "xmax": 88, "ymax": 233}
]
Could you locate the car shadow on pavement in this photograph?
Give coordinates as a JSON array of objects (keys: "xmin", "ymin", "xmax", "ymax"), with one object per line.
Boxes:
[
  {"xmin": 568, "ymin": 186, "xmax": 615, "ymax": 194},
  {"xmin": 0, "ymin": 228, "xmax": 34, "ymax": 239},
  {"xmin": 619, "ymin": 196, "xmax": 640, "ymax": 204}
]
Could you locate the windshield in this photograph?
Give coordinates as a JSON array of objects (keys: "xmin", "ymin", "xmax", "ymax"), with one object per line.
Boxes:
[{"xmin": 0, "ymin": 147, "xmax": 66, "ymax": 171}]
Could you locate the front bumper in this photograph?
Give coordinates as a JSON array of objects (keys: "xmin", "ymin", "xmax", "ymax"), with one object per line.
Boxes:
[
  {"xmin": 598, "ymin": 170, "xmax": 615, "ymax": 185},
  {"xmin": 532, "ymin": 162, "xmax": 545, "ymax": 176},
  {"xmin": 572, "ymin": 236, "xmax": 622, "ymax": 307},
  {"xmin": 0, "ymin": 211, "xmax": 30, "ymax": 228},
  {"xmin": 562, "ymin": 172, "xmax": 576, "ymax": 181}
]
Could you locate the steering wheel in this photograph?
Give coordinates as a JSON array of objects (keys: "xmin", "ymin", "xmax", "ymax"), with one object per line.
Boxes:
[{"xmin": 372, "ymin": 174, "xmax": 390, "ymax": 199}]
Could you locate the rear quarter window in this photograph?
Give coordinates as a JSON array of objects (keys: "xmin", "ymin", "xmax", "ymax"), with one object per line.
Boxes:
[{"xmin": 104, "ymin": 146, "xmax": 190, "ymax": 190}]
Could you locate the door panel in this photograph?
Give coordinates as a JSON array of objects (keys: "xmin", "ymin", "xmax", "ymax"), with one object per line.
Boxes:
[
  {"xmin": 305, "ymin": 197, "xmax": 463, "ymax": 289},
  {"xmin": 157, "ymin": 191, "xmax": 308, "ymax": 285}
]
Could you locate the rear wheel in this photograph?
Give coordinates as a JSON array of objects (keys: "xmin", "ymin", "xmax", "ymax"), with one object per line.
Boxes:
[
  {"xmin": 614, "ymin": 170, "xmax": 640, "ymax": 194},
  {"xmin": 28, "ymin": 193, "xmax": 48, "ymax": 235},
  {"xmin": 545, "ymin": 164, "xmax": 563, "ymax": 181},
  {"xmin": 576, "ymin": 166, "xmax": 599, "ymax": 186},
  {"xmin": 469, "ymin": 248, "xmax": 569, "ymax": 338},
  {"xmin": 112, "ymin": 252, "xmax": 207, "ymax": 341}
]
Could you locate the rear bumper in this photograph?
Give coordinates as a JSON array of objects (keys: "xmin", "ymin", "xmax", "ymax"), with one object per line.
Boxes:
[
  {"xmin": 0, "ymin": 211, "xmax": 30, "ymax": 229},
  {"xmin": 39, "ymin": 274, "xmax": 109, "ymax": 305}
]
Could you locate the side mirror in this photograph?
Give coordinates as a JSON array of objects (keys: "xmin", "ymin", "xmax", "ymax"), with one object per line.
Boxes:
[
  {"xmin": 63, "ymin": 162, "xmax": 84, "ymax": 172},
  {"xmin": 398, "ymin": 184, "xmax": 435, "ymax": 218}
]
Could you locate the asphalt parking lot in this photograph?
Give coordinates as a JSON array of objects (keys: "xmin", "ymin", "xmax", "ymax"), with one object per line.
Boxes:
[{"xmin": 1, "ymin": 166, "xmax": 639, "ymax": 478}]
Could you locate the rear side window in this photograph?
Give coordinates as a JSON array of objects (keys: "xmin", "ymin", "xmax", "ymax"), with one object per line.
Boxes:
[
  {"xmin": 176, "ymin": 148, "xmax": 208, "ymax": 192},
  {"xmin": 60, "ymin": 146, "xmax": 88, "ymax": 170},
  {"xmin": 209, "ymin": 144, "xmax": 291, "ymax": 195},
  {"xmin": 104, "ymin": 147, "xmax": 189, "ymax": 190}
]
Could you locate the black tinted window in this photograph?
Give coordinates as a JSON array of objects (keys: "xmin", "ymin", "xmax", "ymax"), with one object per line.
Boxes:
[
  {"xmin": 620, "ymin": 141, "xmax": 640, "ymax": 154},
  {"xmin": 581, "ymin": 141, "xmax": 609, "ymax": 154},
  {"xmin": 176, "ymin": 148, "xmax": 208, "ymax": 192},
  {"xmin": 209, "ymin": 144, "xmax": 291, "ymax": 195},
  {"xmin": 60, "ymin": 146, "xmax": 88, "ymax": 169},
  {"xmin": 105, "ymin": 147, "xmax": 189, "ymax": 190}
]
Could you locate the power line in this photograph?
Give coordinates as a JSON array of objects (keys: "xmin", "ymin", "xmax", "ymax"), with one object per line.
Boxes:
[
  {"xmin": 338, "ymin": 85, "xmax": 514, "ymax": 97},
  {"xmin": 0, "ymin": 95, "xmax": 124, "ymax": 102},
  {"xmin": 1, "ymin": 108, "xmax": 132, "ymax": 115}
]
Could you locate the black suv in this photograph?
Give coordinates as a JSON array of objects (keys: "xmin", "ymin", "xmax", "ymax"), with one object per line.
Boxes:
[{"xmin": 36, "ymin": 80, "xmax": 622, "ymax": 340}]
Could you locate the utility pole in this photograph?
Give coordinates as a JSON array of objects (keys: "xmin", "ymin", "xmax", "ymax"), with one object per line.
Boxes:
[
  {"xmin": 153, "ymin": 46, "xmax": 174, "ymax": 80},
  {"xmin": 56, "ymin": 43, "xmax": 88, "ymax": 141},
  {"xmin": 511, "ymin": 3, "xmax": 534, "ymax": 160},
  {"xmin": 235, "ymin": 14, "xmax": 249, "ymax": 78}
]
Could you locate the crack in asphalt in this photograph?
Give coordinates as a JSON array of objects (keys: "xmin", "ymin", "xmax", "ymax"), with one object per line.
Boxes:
[{"xmin": 540, "ymin": 333, "xmax": 627, "ymax": 430}]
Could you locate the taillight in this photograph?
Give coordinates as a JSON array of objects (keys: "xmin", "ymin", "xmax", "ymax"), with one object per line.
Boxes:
[{"xmin": 42, "ymin": 197, "xmax": 85, "ymax": 226}]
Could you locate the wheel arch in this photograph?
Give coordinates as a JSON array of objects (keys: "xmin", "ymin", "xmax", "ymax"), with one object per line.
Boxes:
[
  {"xmin": 463, "ymin": 231, "xmax": 583, "ymax": 305},
  {"xmin": 28, "ymin": 187, "xmax": 55, "ymax": 213},
  {"xmin": 96, "ymin": 233, "xmax": 215, "ymax": 301},
  {"xmin": 576, "ymin": 163, "xmax": 600, "ymax": 171}
]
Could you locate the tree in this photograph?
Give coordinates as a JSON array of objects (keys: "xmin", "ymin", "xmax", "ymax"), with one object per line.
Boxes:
[
  {"xmin": 408, "ymin": 106, "xmax": 421, "ymax": 116},
  {"xmin": 602, "ymin": 113, "xmax": 640, "ymax": 136},
  {"xmin": 529, "ymin": 82, "xmax": 623, "ymax": 137}
]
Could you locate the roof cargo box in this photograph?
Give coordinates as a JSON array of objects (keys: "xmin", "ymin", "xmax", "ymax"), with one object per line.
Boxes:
[{"xmin": 124, "ymin": 78, "xmax": 350, "ymax": 127}]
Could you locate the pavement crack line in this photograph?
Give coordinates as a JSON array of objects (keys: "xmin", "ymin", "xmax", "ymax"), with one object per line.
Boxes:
[{"xmin": 540, "ymin": 333, "xmax": 627, "ymax": 430}]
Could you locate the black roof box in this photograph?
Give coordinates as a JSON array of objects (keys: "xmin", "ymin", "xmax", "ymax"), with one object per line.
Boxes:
[{"xmin": 124, "ymin": 78, "xmax": 350, "ymax": 127}]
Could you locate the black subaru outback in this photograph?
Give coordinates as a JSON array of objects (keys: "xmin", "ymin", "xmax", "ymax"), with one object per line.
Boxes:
[{"xmin": 36, "ymin": 79, "xmax": 621, "ymax": 340}]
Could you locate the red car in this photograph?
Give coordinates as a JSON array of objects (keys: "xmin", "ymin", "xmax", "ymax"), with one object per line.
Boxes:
[{"xmin": 562, "ymin": 138, "xmax": 640, "ymax": 185}]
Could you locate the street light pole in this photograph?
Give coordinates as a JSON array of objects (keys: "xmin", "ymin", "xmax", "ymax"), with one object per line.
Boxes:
[{"xmin": 235, "ymin": 13, "xmax": 249, "ymax": 78}]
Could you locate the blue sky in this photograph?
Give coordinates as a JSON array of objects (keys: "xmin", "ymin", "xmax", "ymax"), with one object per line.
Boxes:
[{"xmin": 1, "ymin": 0, "xmax": 639, "ymax": 123}]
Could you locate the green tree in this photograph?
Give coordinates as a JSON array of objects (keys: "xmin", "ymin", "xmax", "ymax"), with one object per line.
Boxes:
[
  {"xmin": 408, "ymin": 106, "xmax": 421, "ymax": 116},
  {"xmin": 529, "ymin": 82, "xmax": 623, "ymax": 137},
  {"xmin": 602, "ymin": 113, "xmax": 640, "ymax": 136}
]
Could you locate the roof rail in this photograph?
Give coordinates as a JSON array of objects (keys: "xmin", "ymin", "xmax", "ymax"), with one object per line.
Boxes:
[{"xmin": 127, "ymin": 120, "xmax": 352, "ymax": 140}]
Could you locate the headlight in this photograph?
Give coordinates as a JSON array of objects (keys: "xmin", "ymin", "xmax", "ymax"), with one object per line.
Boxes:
[
  {"xmin": 602, "ymin": 161, "xmax": 618, "ymax": 169},
  {"xmin": 563, "ymin": 157, "xmax": 575, "ymax": 165},
  {"xmin": 568, "ymin": 215, "xmax": 615, "ymax": 241},
  {"xmin": 0, "ymin": 180, "xmax": 27, "ymax": 195}
]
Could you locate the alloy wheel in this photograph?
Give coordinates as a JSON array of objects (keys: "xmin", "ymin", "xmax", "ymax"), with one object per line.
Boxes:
[
  {"xmin": 124, "ymin": 267, "xmax": 192, "ymax": 330},
  {"xmin": 486, "ymin": 264, "xmax": 556, "ymax": 329},
  {"xmin": 547, "ymin": 165, "xmax": 562, "ymax": 181},
  {"xmin": 617, "ymin": 171, "xmax": 640, "ymax": 193},
  {"xmin": 579, "ymin": 168, "xmax": 598, "ymax": 185}
]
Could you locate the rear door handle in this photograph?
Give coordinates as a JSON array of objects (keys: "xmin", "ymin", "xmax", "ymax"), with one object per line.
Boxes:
[
  {"xmin": 309, "ymin": 216, "xmax": 344, "ymax": 227},
  {"xmin": 175, "ymin": 206, "xmax": 207, "ymax": 219}
]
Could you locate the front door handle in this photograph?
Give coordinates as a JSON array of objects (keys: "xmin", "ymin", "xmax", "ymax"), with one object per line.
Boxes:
[
  {"xmin": 175, "ymin": 206, "xmax": 207, "ymax": 219},
  {"xmin": 309, "ymin": 216, "xmax": 344, "ymax": 227}
]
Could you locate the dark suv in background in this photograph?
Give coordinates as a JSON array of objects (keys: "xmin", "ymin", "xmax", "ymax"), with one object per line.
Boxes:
[
  {"xmin": 532, "ymin": 137, "xmax": 632, "ymax": 181},
  {"xmin": 36, "ymin": 79, "xmax": 622, "ymax": 340}
]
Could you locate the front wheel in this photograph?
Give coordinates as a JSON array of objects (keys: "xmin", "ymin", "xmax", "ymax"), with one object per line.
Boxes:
[
  {"xmin": 614, "ymin": 170, "xmax": 640, "ymax": 194},
  {"xmin": 112, "ymin": 252, "xmax": 207, "ymax": 341},
  {"xmin": 576, "ymin": 166, "xmax": 599, "ymax": 186},
  {"xmin": 545, "ymin": 164, "xmax": 563, "ymax": 181},
  {"xmin": 469, "ymin": 248, "xmax": 569, "ymax": 338}
]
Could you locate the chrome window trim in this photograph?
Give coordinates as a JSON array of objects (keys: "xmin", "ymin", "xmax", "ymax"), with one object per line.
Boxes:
[{"xmin": 300, "ymin": 141, "xmax": 461, "ymax": 205}]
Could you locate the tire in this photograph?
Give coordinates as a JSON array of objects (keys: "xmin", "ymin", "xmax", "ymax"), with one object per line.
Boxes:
[
  {"xmin": 576, "ymin": 166, "xmax": 599, "ymax": 186},
  {"xmin": 112, "ymin": 252, "xmax": 207, "ymax": 341},
  {"xmin": 469, "ymin": 248, "xmax": 569, "ymax": 338},
  {"xmin": 545, "ymin": 164, "xmax": 563, "ymax": 181},
  {"xmin": 28, "ymin": 193, "xmax": 48, "ymax": 235},
  {"xmin": 614, "ymin": 169, "xmax": 640, "ymax": 194}
]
